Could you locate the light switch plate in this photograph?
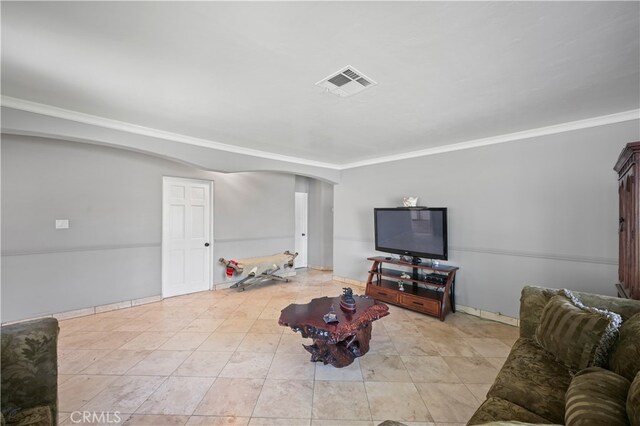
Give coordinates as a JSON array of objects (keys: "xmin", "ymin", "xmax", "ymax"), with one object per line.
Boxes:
[{"xmin": 55, "ymin": 219, "xmax": 69, "ymax": 229}]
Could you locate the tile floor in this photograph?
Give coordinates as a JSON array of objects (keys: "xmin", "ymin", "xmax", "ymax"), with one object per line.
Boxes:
[{"xmin": 56, "ymin": 269, "xmax": 519, "ymax": 426}]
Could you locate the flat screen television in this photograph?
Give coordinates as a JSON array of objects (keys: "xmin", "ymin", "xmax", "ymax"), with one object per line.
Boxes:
[{"xmin": 374, "ymin": 207, "xmax": 448, "ymax": 262}]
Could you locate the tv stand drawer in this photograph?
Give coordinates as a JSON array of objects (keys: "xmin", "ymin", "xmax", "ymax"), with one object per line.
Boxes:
[
  {"xmin": 366, "ymin": 285, "xmax": 398, "ymax": 304},
  {"xmin": 399, "ymin": 294, "xmax": 440, "ymax": 316}
]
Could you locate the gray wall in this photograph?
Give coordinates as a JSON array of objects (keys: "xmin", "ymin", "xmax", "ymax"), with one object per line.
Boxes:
[
  {"xmin": 1, "ymin": 135, "xmax": 294, "ymax": 322},
  {"xmin": 334, "ymin": 120, "xmax": 640, "ymax": 318}
]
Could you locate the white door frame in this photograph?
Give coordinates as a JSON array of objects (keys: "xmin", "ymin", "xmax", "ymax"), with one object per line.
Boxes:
[
  {"xmin": 295, "ymin": 192, "xmax": 308, "ymax": 268},
  {"xmin": 161, "ymin": 176, "xmax": 215, "ymax": 298}
]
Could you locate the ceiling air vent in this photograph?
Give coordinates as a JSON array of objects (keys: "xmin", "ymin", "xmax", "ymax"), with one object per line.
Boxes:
[{"xmin": 316, "ymin": 65, "xmax": 377, "ymax": 97}]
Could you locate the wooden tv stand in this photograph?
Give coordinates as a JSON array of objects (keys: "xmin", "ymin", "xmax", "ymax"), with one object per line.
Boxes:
[{"xmin": 365, "ymin": 256, "xmax": 459, "ymax": 321}]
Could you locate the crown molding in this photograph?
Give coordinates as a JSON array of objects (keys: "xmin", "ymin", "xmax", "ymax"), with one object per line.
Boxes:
[
  {"xmin": 0, "ymin": 96, "xmax": 341, "ymax": 170},
  {"xmin": 2, "ymin": 96, "xmax": 637, "ymax": 172},
  {"xmin": 341, "ymin": 109, "xmax": 640, "ymax": 169}
]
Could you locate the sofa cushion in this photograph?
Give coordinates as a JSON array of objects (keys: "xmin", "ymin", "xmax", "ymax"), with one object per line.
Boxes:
[
  {"xmin": 610, "ymin": 312, "xmax": 640, "ymax": 382},
  {"xmin": 467, "ymin": 396, "xmax": 554, "ymax": 425},
  {"xmin": 564, "ymin": 367, "xmax": 630, "ymax": 426},
  {"xmin": 629, "ymin": 372, "xmax": 640, "ymax": 426},
  {"xmin": 487, "ymin": 338, "xmax": 572, "ymax": 424},
  {"xmin": 4, "ymin": 406, "xmax": 52, "ymax": 426},
  {"xmin": 535, "ymin": 291, "xmax": 622, "ymax": 371}
]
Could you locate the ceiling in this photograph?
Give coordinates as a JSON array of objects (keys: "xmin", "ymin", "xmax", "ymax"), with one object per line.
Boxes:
[{"xmin": 2, "ymin": 2, "xmax": 639, "ymax": 166}]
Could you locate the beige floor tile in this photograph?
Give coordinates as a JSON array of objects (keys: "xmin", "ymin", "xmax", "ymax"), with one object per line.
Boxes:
[
  {"xmin": 81, "ymin": 349, "xmax": 151, "ymax": 375},
  {"xmin": 218, "ymin": 352, "xmax": 274, "ymax": 379},
  {"xmin": 58, "ymin": 348, "xmax": 113, "ymax": 374},
  {"xmin": 267, "ymin": 352, "xmax": 315, "ymax": 380},
  {"xmin": 442, "ymin": 357, "xmax": 500, "ymax": 384},
  {"xmin": 390, "ymin": 335, "xmax": 439, "ymax": 356},
  {"xmin": 252, "ymin": 379, "xmax": 313, "ymax": 419},
  {"xmin": 58, "ymin": 374, "xmax": 118, "ymax": 411},
  {"xmin": 312, "ymin": 381, "xmax": 371, "ymax": 420},
  {"xmin": 249, "ymin": 319, "xmax": 285, "ymax": 334},
  {"xmin": 123, "ymin": 415, "xmax": 189, "ymax": 425},
  {"xmin": 236, "ymin": 333, "xmax": 281, "ymax": 353},
  {"xmin": 485, "ymin": 357, "xmax": 508, "ymax": 370},
  {"xmin": 216, "ymin": 318, "xmax": 256, "ymax": 333},
  {"xmin": 401, "ymin": 356, "xmax": 460, "ymax": 383},
  {"xmin": 159, "ymin": 332, "xmax": 212, "ymax": 350},
  {"xmin": 186, "ymin": 417, "xmax": 250, "ymax": 425},
  {"xmin": 380, "ymin": 319, "xmax": 421, "ymax": 337},
  {"xmin": 126, "ymin": 350, "xmax": 192, "ymax": 376},
  {"xmin": 82, "ymin": 375, "xmax": 166, "ymax": 412},
  {"xmin": 499, "ymin": 336, "xmax": 518, "ymax": 347},
  {"xmin": 50, "ymin": 271, "xmax": 519, "ymax": 424},
  {"xmin": 173, "ymin": 351, "xmax": 232, "ymax": 377},
  {"xmin": 250, "ymin": 419, "xmax": 310, "ymax": 426},
  {"xmin": 120, "ymin": 331, "xmax": 176, "ymax": 350},
  {"xmin": 258, "ymin": 306, "xmax": 284, "ymax": 320},
  {"xmin": 198, "ymin": 332, "xmax": 246, "ymax": 352},
  {"xmin": 146, "ymin": 317, "xmax": 195, "ymax": 332},
  {"xmin": 429, "ymin": 338, "xmax": 481, "ymax": 357},
  {"xmin": 465, "ymin": 383, "xmax": 492, "ymax": 402},
  {"xmin": 115, "ymin": 319, "xmax": 155, "ymax": 332},
  {"xmin": 315, "ymin": 358, "xmax": 362, "ymax": 381},
  {"xmin": 59, "ymin": 331, "xmax": 112, "ymax": 349},
  {"xmin": 360, "ymin": 354, "xmax": 412, "ymax": 382},
  {"xmin": 414, "ymin": 383, "xmax": 481, "ymax": 423},
  {"xmin": 194, "ymin": 378, "xmax": 263, "ymax": 416},
  {"xmin": 58, "ymin": 375, "xmax": 74, "ymax": 386},
  {"xmin": 81, "ymin": 317, "xmax": 129, "ymax": 332},
  {"xmin": 186, "ymin": 416, "xmax": 250, "ymax": 425},
  {"xmin": 367, "ymin": 333, "xmax": 398, "ymax": 355},
  {"xmin": 60, "ymin": 412, "xmax": 130, "ymax": 425},
  {"xmin": 365, "ymin": 382, "xmax": 432, "ymax": 422},
  {"xmin": 414, "ymin": 322, "xmax": 467, "ymax": 340},
  {"xmin": 464, "ymin": 338, "xmax": 512, "ymax": 358},
  {"xmin": 185, "ymin": 318, "xmax": 225, "ymax": 333},
  {"xmin": 86, "ymin": 331, "xmax": 142, "ymax": 350},
  {"xmin": 137, "ymin": 376, "xmax": 215, "ymax": 415},
  {"xmin": 276, "ymin": 334, "xmax": 312, "ymax": 354}
]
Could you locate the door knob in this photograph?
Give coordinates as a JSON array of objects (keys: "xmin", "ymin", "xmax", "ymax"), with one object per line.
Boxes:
[
  {"xmin": 204, "ymin": 243, "xmax": 210, "ymax": 247},
  {"xmin": 302, "ymin": 233, "xmax": 306, "ymax": 236}
]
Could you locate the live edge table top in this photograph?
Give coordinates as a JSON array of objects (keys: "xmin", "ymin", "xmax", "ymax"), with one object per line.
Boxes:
[
  {"xmin": 278, "ymin": 295, "xmax": 389, "ymax": 344},
  {"xmin": 278, "ymin": 295, "xmax": 389, "ymax": 367}
]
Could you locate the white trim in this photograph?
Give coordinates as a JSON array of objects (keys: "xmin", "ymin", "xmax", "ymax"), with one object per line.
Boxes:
[
  {"xmin": 1, "ymin": 295, "xmax": 162, "ymax": 325},
  {"xmin": 1, "ymin": 96, "xmax": 341, "ymax": 170},
  {"xmin": 342, "ymin": 109, "xmax": 640, "ymax": 169},
  {"xmin": 2, "ymin": 96, "xmax": 637, "ymax": 171},
  {"xmin": 456, "ymin": 304, "xmax": 519, "ymax": 327}
]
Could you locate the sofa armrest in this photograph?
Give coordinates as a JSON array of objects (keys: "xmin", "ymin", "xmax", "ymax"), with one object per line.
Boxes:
[
  {"xmin": 518, "ymin": 286, "xmax": 560, "ymax": 339},
  {"xmin": 1, "ymin": 318, "xmax": 59, "ymax": 425}
]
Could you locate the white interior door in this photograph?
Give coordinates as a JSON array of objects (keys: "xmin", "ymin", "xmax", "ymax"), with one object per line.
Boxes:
[
  {"xmin": 162, "ymin": 177, "xmax": 212, "ymax": 298},
  {"xmin": 295, "ymin": 192, "xmax": 308, "ymax": 268}
]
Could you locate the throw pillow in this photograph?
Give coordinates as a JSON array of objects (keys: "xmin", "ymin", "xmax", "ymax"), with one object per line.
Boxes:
[
  {"xmin": 535, "ymin": 290, "xmax": 622, "ymax": 371},
  {"xmin": 565, "ymin": 367, "xmax": 630, "ymax": 426},
  {"xmin": 629, "ymin": 372, "xmax": 640, "ymax": 426},
  {"xmin": 610, "ymin": 312, "xmax": 640, "ymax": 382}
]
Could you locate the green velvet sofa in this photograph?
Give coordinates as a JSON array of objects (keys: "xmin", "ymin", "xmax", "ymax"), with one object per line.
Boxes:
[
  {"xmin": 468, "ymin": 286, "xmax": 640, "ymax": 425},
  {"xmin": 1, "ymin": 318, "xmax": 59, "ymax": 426}
]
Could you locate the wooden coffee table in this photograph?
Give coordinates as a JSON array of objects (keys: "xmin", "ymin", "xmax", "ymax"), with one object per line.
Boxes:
[{"xmin": 278, "ymin": 294, "xmax": 389, "ymax": 368}]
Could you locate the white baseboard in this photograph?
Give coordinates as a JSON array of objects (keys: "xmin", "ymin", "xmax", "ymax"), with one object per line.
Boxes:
[
  {"xmin": 2, "ymin": 294, "xmax": 163, "ymax": 325},
  {"xmin": 455, "ymin": 304, "xmax": 519, "ymax": 327},
  {"xmin": 332, "ymin": 275, "xmax": 367, "ymax": 289}
]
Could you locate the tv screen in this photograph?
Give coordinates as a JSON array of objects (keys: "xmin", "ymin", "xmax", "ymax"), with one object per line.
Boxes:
[{"xmin": 374, "ymin": 207, "xmax": 448, "ymax": 260}]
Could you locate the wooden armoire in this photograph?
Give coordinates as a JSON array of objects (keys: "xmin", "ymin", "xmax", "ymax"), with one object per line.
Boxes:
[{"xmin": 614, "ymin": 141, "xmax": 640, "ymax": 300}]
